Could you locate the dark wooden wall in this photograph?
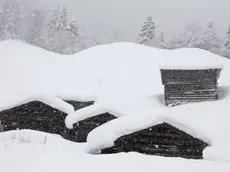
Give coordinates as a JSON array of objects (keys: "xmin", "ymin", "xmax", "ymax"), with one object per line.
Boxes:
[
  {"xmin": 160, "ymin": 69, "xmax": 221, "ymax": 106},
  {"xmin": 101, "ymin": 123, "xmax": 208, "ymax": 159},
  {"xmin": 64, "ymin": 101, "xmax": 94, "ymax": 111},
  {"xmin": 0, "ymin": 101, "xmax": 67, "ymax": 135},
  {"xmin": 0, "ymin": 100, "xmax": 112, "ymax": 142},
  {"xmin": 63, "ymin": 113, "xmax": 117, "ymax": 142},
  {"xmin": 165, "ymin": 84, "xmax": 218, "ymax": 106}
]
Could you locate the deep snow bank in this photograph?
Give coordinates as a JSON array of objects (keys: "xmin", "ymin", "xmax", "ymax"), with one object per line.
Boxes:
[
  {"xmin": 1, "ymin": 130, "xmax": 229, "ymax": 172},
  {"xmin": 0, "ymin": 40, "xmax": 229, "ymax": 102}
]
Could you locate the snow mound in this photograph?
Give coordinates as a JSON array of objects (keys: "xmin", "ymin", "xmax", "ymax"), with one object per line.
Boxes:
[
  {"xmin": 0, "ymin": 129, "xmax": 56, "ymax": 145},
  {"xmin": 0, "ymin": 129, "xmax": 82, "ymax": 148},
  {"xmin": 87, "ymin": 87, "xmax": 230, "ymax": 161},
  {"xmin": 0, "ymin": 40, "xmax": 229, "ymax": 101},
  {"xmin": 0, "ymin": 94, "xmax": 74, "ymax": 114}
]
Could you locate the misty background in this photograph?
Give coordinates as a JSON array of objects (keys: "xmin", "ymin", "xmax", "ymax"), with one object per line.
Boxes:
[
  {"xmin": 29, "ymin": 0, "xmax": 230, "ymax": 42},
  {"xmin": 0, "ymin": 0, "xmax": 230, "ymax": 57}
]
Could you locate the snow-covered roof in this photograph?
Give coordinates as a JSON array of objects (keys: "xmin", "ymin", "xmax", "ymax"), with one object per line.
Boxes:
[
  {"xmin": 159, "ymin": 48, "xmax": 225, "ymax": 70},
  {"xmin": 86, "ymin": 88, "xmax": 230, "ymax": 161},
  {"xmin": 0, "ymin": 94, "xmax": 75, "ymax": 114},
  {"xmin": 0, "ymin": 40, "xmax": 229, "ymax": 102},
  {"xmin": 65, "ymin": 95, "xmax": 165, "ymax": 129}
]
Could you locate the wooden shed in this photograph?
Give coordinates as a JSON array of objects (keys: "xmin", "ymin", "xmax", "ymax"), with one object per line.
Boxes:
[
  {"xmin": 63, "ymin": 112, "xmax": 117, "ymax": 142},
  {"xmin": 0, "ymin": 100, "xmax": 69, "ymax": 135},
  {"xmin": 101, "ymin": 123, "xmax": 209, "ymax": 159},
  {"xmin": 160, "ymin": 68, "xmax": 222, "ymax": 106}
]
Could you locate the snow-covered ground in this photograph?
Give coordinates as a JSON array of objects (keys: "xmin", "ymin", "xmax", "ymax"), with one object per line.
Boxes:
[
  {"xmin": 1, "ymin": 40, "xmax": 230, "ymax": 171},
  {"xmin": 1, "ymin": 130, "xmax": 230, "ymax": 172}
]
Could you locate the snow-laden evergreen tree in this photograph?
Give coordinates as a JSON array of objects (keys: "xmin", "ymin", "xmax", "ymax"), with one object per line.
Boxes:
[
  {"xmin": 60, "ymin": 19, "xmax": 79, "ymax": 54},
  {"xmin": 202, "ymin": 22, "xmax": 220, "ymax": 54},
  {"xmin": 224, "ymin": 25, "xmax": 230, "ymax": 48},
  {"xmin": 221, "ymin": 25, "xmax": 230, "ymax": 58},
  {"xmin": 53, "ymin": 18, "xmax": 78, "ymax": 54},
  {"xmin": 167, "ymin": 22, "xmax": 204, "ymax": 49},
  {"xmin": 168, "ymin": 32, "xmax": 204, "ymax": 49},
  {"xmin": 25, "ymin": 8, "xmax": 45, "ymax": 46},
  {"xmin": 67, "ymin": 19, "xmax": 78, "ymax": 38},
  {"xmin": 58, "ymin": 7, "xmax": 67, "ymax": 31},
  {"xmin": 0, "ymin": 0, "xmax": 25, "ymax": 40},
  {"xmin": 138, "ymin": 16, "xmax": 155, "ymax": 46},
  {"xmin": 160, "ymin": 32, "xmax": 167, "ymax": 49},
  {"xmin": 67, "ymin": 19, "xmax": 98, "ymax": 52},
  {"xmin": 44, "ymin": 6, "xmax": 79, "ymax": 54},
  {"xmin": 50, "ymin": 7, "xmax": 69, "ymax": 53},
  {"xmin": 44, "ymin": 5, "xmax": 60, "ymax": 47}
]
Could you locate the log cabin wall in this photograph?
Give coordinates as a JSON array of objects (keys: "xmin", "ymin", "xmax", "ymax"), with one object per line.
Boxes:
[
  {"xmin": 101, "ymin": 123, "xmax": 209, "ymax": 159},
  {"xmin": 64, "ymin": 113, "xmax": 117, "ymax": 142},
  {"xmin": 0, "ymin": 101, "xmax": 67, "ymax": 135},
  {"xmin": 160, "ymin": 69, "xmax": 221, "ymax": 106}
]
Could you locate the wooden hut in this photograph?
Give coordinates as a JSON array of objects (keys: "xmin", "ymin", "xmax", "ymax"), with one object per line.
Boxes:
[
  {"xmin": 0, "ymin": 97, "xmax": 74, "ymax": 135},
  {"xmin": 160, "ymin": 68, "xmax": 222, "ymax": 106},
  {"xmin": 101, "ymin": 123, "xmax": 208, "ymax": 159},
  {"xmin": 64, "ymin": 112, "xmax": 117, "ymax": 142}
]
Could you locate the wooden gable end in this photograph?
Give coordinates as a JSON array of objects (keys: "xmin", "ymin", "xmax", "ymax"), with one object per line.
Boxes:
[
  {"xmin": 101, "ymin": 123, "xmax": 209, "ymax": 159},
  {"xmin": 160, "ymin": 68, "xmax": 222, "ymax": 106},
  {"xmin": 0, "ymin": 101, "xmax": 67, "ymax": 135}
]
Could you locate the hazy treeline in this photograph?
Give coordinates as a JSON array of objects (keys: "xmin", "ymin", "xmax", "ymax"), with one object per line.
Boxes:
[{"xmin": 0, "ymin": 0, "xmax": 230, "ymax": 58}]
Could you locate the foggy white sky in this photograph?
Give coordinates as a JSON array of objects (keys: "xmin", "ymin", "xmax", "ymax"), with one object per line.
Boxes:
[{"xmin": 31, "ymin": 0, "xmax": 230, "ymax": 43}]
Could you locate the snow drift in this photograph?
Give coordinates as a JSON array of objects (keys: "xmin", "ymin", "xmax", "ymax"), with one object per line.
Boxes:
[
  {"xmin": 0, "ymin": 40, "xmax": 229, "ymax": 102},
  {"xmin": 1, "ymin": 130, "xmax": 229, "ymax": 172}
]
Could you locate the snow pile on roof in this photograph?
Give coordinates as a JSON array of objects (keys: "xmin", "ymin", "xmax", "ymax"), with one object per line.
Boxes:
[
  {"xmin": 0, "ymin": 40, "xmax": 229, "ymax": 102},
  {"xmin": 0, "ymin": 94, "xmax": 74, "ymax": 114},
  {"xmin": 86, "ymin": 87, "xmax": 230, "ymax": 161},
  {"xmin": 0, "ymin": 40, "xmax": 101, "ymax": 101},
  {"xmin": 65, "ymin": 95, "xmax": 164, "ymax": 129}
]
